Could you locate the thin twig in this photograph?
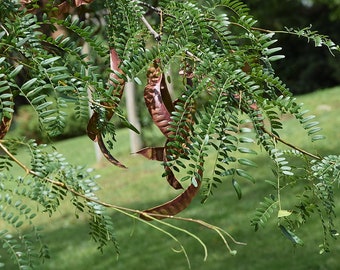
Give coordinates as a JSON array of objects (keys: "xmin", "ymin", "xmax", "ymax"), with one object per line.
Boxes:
[
  {"xmin": 140, "ymin": 15, "xmax": 161, "ymax": 41},
  {"xmin": 138, "ymin": 1, "xmax": 162, "ymax": 15},
  {"xmin": 0, "ymin": 142, "xmax": 30, "ymax": 174},
  {"xmin": 260, "ymin": 127, "xmax": 321, "ymax": 160},
  {"xmin": 250, "ymin": 26, "xmax": 286, "ymax": 34},
  {"xmin": 0, "ymin": 24, "xmax": 9, "ymax": 36},
  {"xmin": 129, "ymin": 0, "xmax": 161, "ymax": 41},
  {"xmin": 185, "ymin": 50, "xmax": 202, "ymax": 62},
  {"xmin": 137, "ymin": 1, "xmax": 176, "ymax": 18}
]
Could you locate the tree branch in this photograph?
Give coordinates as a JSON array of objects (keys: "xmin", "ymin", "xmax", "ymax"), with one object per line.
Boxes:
[
  {"xmin": 140, "ymin": 15, "xmax": 161, "ymax": 41},
  {"xmin": 260, "ymin": 127, "xmax": 321, "ymax": 160},
  {"xmin": 0, "ymin": 141, "xmax": 245, "ymax": 253}
]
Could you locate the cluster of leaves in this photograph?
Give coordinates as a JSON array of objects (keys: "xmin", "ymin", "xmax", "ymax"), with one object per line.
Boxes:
[
  {"xmin": 0, "ymin": 0, "xmax": 339, "ymax": 268},
  {"xmin": 0, "ymin": 138, "xmax": 117, "ymax": 269},
  {"xmin": 0, "ymin": 1, "xmax": 118, "ymax": 268},
  {"xmin": 107, "ymin": 0, "xmax": 340, "ymax": 252},
  {"xmin": 96, "ymin": 0, "xmax": 340, "ymax": 253},
  {"xmin": 250, "ymin": 153, "xmax": 340, "ymax": 251}
]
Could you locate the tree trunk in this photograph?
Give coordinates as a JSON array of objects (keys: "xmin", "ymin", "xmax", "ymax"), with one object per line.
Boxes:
[{"xmin": 125, "ymin": 79, "xmax": 142, "ymax": 153}]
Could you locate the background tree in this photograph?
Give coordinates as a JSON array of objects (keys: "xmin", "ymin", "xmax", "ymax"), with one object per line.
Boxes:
[
  {"xmin": 0, "ymin": 0, "xmax": 339, "ymax": 269},
  {"xmin": 243, "ymin": 0, "xmax": 340, "ymax": 94}
]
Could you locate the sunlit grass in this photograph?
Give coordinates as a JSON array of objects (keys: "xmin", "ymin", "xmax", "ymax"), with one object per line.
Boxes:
[{"xmin": 1, "ymin": 87, "xmax": 340, "ymax": 269}]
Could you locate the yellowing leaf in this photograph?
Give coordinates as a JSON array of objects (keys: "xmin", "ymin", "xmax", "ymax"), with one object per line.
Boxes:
[{"xmin": 278, "ymin": 209, "xmax": 292, "ymax": 217}]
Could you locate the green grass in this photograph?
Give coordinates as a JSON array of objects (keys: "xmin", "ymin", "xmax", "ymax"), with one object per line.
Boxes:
[{"xmin": 1, "ymin": 86, "xmax": 340, "ymax": 269}]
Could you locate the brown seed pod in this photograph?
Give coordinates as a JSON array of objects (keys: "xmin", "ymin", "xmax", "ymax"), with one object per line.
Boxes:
[
  {"xmin": 137, "ymin": 145, "xmax": 183, "ymax": 190},
  {"xmin": 144, "ymin": 60, "xmax": 174, "ymax": 138},
  {"xmin": 0, "ymin": 115, "xmax": 12, "ymax": 140},
  {"xmin": 140, "ymin": 171, "xmax": 202, "ymax": 220},
  {"xmin": 87, "ymin": 48, "xmax": 126, "ymax": 167},
  {"xmin": 138, "ymin": 60, "xmax": 203, "ymax": 219}
]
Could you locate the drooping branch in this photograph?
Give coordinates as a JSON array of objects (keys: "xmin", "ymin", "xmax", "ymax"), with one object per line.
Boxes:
[{"xmin": 0, "ymin": 140, "xmax": 245, "ymax": 256}]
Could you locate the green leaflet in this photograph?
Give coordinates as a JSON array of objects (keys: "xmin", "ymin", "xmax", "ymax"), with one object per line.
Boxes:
[
  {"xmin": 232, "ymin": 178, "xmax": 242, "ymax": 200},
  {"xmin": 21, "ymin": 78, "xmax": 38, "ymax": 92},
  {"xmin": 279, "ymin": 225, "xmax": 304, "ymax": 246},
  {"xmin": 251, "ymin": 195, "xmax": 278, "ymax": 231}
]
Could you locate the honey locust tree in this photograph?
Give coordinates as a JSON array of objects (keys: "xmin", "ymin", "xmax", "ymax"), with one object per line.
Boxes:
[{"xmin": 0, "ymin": 0, "xmax": 340, "ymax": 268}]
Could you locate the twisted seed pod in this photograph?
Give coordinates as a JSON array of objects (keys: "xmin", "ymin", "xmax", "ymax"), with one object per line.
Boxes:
[
  {"xmin": 141, "ymin": 60, "xmax": 186, "ymax": 189},
  {"xmin": 140, "ymin": 169, "xmax": 202, "ymax": 220},
  {"xmin": 87, "ymin": 48, "xmax": 126, "ymax": 168},
  {"xmin": 137, "ymin": 145, "xmax": 183, "ymax": 189},
  {"xmin": 0, "ymin": 94, "xmax": 13, "ymax": 140},
  {"xmin": 139, "ymin": 61, "xmax": 202, "ymax": 219},
  {"xmin": 144, "ymin": 60, "xmax": 174, "ymax": 138},
  {"xmin": 0, "ymin": 116, "xmax": 12, "ymax": 140}
]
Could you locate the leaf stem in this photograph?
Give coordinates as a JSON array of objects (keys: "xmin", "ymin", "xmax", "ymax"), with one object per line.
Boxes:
[
  {"xmin": 0, "ymin": 142, "xmax": 30, "ymax": 175},
  {"xmin": 260, "ymin": 127, "xmax": 321, "ymax": 160},
  {"xmin": 140, "ymin": 15, "xmax": 161, "ymax": 41}
]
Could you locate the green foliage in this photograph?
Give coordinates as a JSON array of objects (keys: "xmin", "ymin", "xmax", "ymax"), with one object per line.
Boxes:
[
  {"xmin": 0, "ymin": 0, "xmax": 339, "ymax": 269},
  {"xmin": 13, "ymin": 104, "xmax": 88, "ymax": 143},
  {"xmin": 0, "ymin": 138, "xmax": 118, "ymax": 268},
  {"xmin": 251, "ymin": 194, "xmax": 278, "ymax": 231},
  {"xmin": 0, "ymin": 2, "xmax": 117, "ymax": 268}
]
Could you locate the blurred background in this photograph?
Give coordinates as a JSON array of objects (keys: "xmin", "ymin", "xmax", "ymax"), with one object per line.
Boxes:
[{"xmin": 244, "ymin": 0, "xmax": 340, "ymax": 94}]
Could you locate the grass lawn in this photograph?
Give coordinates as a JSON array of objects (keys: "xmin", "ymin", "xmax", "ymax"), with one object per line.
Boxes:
[{"xmin": 1, "ymin": 87, "xmax": 340, "ymax": 269}]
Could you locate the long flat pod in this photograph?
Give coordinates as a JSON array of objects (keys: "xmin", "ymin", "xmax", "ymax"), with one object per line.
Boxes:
[
  {"xmin": 140, "ymin": 171, "xmax": 202, "ymax": 221},
  {"xmin": 137, "ymin": 146, "xmax": 183, "ymax": 189},
  {"xmin": 144, "ymin": 60, "xmax": 174, "ymax": 138},
  {"xmin": 140, "ymin": 60, "xmax": 203, "ymax": 215},
  {"xmin": 0, "ymin": 115, "xmax": 12, "ymax": 140},
  {"xmin": 87, "ymin": 48, "xmax": 126, "ymax": 167},
  {"xmin": 0, "ymin": 93, "xmax": 13, "ymax": 140},
  {"xmin": 141, "ymin": 59, "xmax": 185, "ymax": 189}
]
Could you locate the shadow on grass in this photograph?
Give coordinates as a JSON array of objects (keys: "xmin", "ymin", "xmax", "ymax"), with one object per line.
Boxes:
[
  {"xmin": 1, "ymin": 177, "xmax": 339, "ymax": 270},
  {"xmin": 2, "ymin": 143, "xmax": 340, "ymax": 270},
  {"xmin": 2, "ymin": 88, "xmax": 340, "ymax": 269}
]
